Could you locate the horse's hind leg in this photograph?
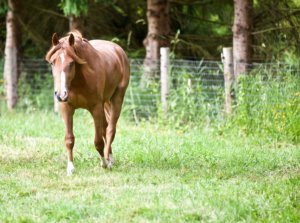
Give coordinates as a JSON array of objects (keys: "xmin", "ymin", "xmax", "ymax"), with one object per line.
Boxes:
[
  {"xmin": 91, "ymin": 103, "xmax": 107, "ymax": 168},
  {"xmin": 104, "ymin": 88, "xmax": 126, "ymax": 169}
]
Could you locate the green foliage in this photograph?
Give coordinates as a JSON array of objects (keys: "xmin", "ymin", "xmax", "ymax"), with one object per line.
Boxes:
[
  {"xmin": 253, "ymin": 0, "xmax": 300, "ymax": 60},
  {"xmin": 1, "ymin": 0, "xmax": 300, "ymax": 60},
  {"xmin": 170, "ymin": 29, "xmax": 181, "ymax": 59},
  {"xmin": 0, "ymin": 1, "xmax": 8, "ymax": 16},
  {"xmin": 167, "ymin": 71, "xmax": 205, "ymax": 127},
  {"xmin": 59, "ymin": 0, "xmax": 88, "ymax": 17},
  {"xmin": 227, "ymin": 65, "xmax": 300, "ymax": 143},
  {"xmin": 2, "ymin": 58, "xmax": 300, "ymax": 146},
  {"xmin": 124, "ymin": 59, "xmax": 300, "ymax": 145},
  {"xmin": 123, "ymin": 68, "xmax": 160, "ymax": 122},
  {"xmin": 0, "ymin": 59, "xmax": 5, "ymax": 111},
  {"xmin": 0, "ymin": 2, "xmax": 6, "ymax": 58},
  {"xmin": 16, "ymin": 72, "xmax": 54, "ymax": 111},
  {"xmin": 123, "ymin": 61, "xmax": 224, "ymax": 128},
  {"xmin": 165, "ymin": 66, "xmax": 223, "ymax": 129},
  {"xmin": 171, "ymin": 1, "xmax": 233, "ymax": 59}
]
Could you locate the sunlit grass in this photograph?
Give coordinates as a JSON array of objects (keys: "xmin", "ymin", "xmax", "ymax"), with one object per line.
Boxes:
[{"xmin": 0, "ymin": 111, "xmax": 300, "ymax": 222}]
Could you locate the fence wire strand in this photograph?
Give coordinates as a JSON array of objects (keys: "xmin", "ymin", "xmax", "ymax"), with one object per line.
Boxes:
[{"xmin": 1, "ymin": 58, "xmax": 300, "ymax": 122}]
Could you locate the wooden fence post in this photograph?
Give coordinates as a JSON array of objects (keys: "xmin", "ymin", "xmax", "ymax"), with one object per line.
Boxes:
[
  {"xmin": 160, "ymin": 47, "xmax": 169, "ymax": 113},
  {"xmin": 222, "ymin": 47, "xmax": 234, "ymax": 114}
]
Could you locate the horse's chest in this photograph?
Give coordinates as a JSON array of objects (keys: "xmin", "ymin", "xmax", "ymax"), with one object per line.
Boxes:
[{"xmin": 68, "ymin": 90, "xmax": 99, "ymax": 109}]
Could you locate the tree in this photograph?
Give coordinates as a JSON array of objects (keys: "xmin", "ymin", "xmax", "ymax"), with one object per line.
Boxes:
[
  {"xmin": 141, "ymin": 0, "xmax": 170, "ymax": 87},
  {"xmin": 4, "ymin": 0, "xmax": 21, "ymax": 110},
  {"xmin": 59, "ymin": 0, "xmax": 88, "ymax": 32},
  {"xmin": 232, "ymin": 0, "xmax": 253, "ymax": 77},
  {"xmin": 2, "ymin": 0, "xmax": 300, "ymax": 61},
  {"xmin": 252, "ymin": 0, "xmax": 300, "ymax": 60}
]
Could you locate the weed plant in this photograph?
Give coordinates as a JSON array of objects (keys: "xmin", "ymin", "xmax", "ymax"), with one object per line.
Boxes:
[
  {"xmin": 17, "ymin": 72, "xmax": 53, "ymax": 111},
  {"xmin": 228, "ymin": 65, "xmax": 300, "ymax": 143},
  {"xmin": 1, "ymin": 60, "xmax": 300, "ymax": 144}
]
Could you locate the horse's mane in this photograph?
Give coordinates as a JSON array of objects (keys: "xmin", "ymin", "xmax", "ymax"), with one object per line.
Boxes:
[
  {"xmin": 67, "ymin": 30, "xmax": 83, "ymax": 38},
  {"xmin": 45, "ymin": 30, "xmax": 86, "ymax": 64}
]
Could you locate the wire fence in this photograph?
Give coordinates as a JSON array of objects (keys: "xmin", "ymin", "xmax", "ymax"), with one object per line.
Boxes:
[
  {"xmin": 1, "ymin": 58, "xmax": 300, "ymax": 123},
  {"xmin": 0, "ymin": 58, "xmax": 225, "ymax": 117}
]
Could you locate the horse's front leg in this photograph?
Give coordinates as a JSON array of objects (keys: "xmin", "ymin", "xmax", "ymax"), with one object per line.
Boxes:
[{"xmin": 60, "ymin": 104, "xmax": 75, "ymax": 175}]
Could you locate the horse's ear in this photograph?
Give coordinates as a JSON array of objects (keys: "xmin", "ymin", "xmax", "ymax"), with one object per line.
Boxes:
[
  {"xmin": 69, "ymin": 34, "xmax": 75, "ymax": 46},
  {"xmin": 52, "ymin": 33, "xmax": 59, "ymax": 46}
]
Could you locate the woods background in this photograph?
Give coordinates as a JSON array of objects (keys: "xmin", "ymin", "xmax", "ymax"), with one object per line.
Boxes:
[
  {"xmin": 1, "ymin": 0, "xmax": 300, "ymax": 60},
  {"xmin": 1, "ymin": 0, "xmax": 300, "ymax": 123}
]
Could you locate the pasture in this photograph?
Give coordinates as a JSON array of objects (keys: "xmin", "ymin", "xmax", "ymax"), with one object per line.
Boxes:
[{"xmin": 0, "ymin": 111, "xmax": 299, "ymax": 222}]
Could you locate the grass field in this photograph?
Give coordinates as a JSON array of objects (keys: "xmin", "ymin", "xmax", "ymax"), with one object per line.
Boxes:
[{"xmin": 0, "ymin": 110, "xmax": 300, "ymax": 222}]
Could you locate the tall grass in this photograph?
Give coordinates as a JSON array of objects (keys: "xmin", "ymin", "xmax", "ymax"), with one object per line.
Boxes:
[
  {"xmin": 226, "ymin": 67, "xmax": 300, "ymax": 143},
  {"xmin": 1, "ymin": 60, "xmax": 300, "ymax": 143}
]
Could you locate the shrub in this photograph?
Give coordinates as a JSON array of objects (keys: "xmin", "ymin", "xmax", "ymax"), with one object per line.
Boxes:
[
  {"xmin": 17, "ymin": 72, "xmax": 54, "ymax": 111},
  {"xmin": 229, "ymin": 65, "xmax": 300, "ymax": 143}
]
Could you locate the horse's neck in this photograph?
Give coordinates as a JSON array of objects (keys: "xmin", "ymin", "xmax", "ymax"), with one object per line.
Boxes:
[
  {"xmin": 73, "ymin": 65, "xmax": 86, "ymax": 84},
  {"xmin": 82, "ymin": 43, "xmax": 99, "ymax": 62},
  {"xmin": 72, "ymin": 43, "xmax": 102, "ymax": 85}
]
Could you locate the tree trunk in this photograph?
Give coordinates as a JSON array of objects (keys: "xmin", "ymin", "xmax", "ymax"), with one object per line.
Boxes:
[
  {"xmin": 141, "ymin": 0, "xmax": 170, "ymax": 87},
  {"xmin": 4, "ymin": 0, "xmax": 21, "ymax": 110},
  {"xmin": 232, "ymin": 0, "xmax": 253, "ymax": 78}
]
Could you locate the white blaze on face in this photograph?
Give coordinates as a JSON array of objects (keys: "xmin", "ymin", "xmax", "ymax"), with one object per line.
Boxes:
[
  {"xmin": 60, "ymin": 52, "xmax": 65, "ymax": 64},
  {"xmin": 59, "ymin": 53, "xmax": 67, "ymax": 94}
]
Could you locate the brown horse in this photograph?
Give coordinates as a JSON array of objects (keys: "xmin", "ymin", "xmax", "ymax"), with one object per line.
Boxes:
[{"xmin": 45, "ymin": 31, "xmax": 130, "ymax": 175}]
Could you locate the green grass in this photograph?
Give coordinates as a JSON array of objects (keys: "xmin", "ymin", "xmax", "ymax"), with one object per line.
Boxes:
[{"xmin": 0, "ymin": 110, "xmax": 300, "ymax": 222}]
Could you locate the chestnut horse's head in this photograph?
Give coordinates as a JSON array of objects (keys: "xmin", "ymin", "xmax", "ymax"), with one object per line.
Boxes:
[{"xmin": 45, "ymin": 32, "xmax": 86, "ymax": 102}]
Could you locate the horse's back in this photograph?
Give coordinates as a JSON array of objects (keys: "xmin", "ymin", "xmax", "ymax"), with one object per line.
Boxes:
[
  {"xmin": 89, "ymin": 40, "xmax": 120, "ymax": 54},
  {"xmin": 89, "ymin": 40, "xmax": 127, "ymax": 67},
  {"xmin": 89, "ymin": 40, "xmax": 130, "ymax": 89}
]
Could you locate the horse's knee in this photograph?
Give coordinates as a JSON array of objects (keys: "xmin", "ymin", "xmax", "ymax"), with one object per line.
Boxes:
[{"xmin": 65, "ymin": 134, "xmax": 75, "ymax": 149}]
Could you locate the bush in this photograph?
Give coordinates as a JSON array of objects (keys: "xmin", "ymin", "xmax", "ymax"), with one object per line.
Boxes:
[
  {"xmin": 165, "ymin": 70, "xmax": 224, "ymax": 129},
  {"xmin": 17, "ymin": 72, "xmax": 54, "ymax": 111},
  {"xmin": 228, "ymin": 65, "xmax": 300, "ymax": 143},
  {"xmin": 123, "ymin": 60, "xmax": 225, "ymax": 129}
]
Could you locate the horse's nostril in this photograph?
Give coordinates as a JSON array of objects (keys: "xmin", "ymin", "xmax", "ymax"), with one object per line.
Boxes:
[
  {"xmin": 54, "ymin": 90, "xmax": 68, "ymax": 102},
  {"xmin": 60, "ymin": 90, "xmax": 69, "ymax": 102}
]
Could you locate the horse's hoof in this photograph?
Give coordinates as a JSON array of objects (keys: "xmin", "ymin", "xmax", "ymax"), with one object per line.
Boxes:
[
  {"xmin": 67, "ymin": 161, "xmax": 75, "ymax": 176},
  {"xmin": 107, "ymin": 154, "xmax": 114, "ymax": 170},
  {"xmin": 101, "ymin": 155, "xmax": 114, "ymax": 169},
  {"xmin": 101, "ymin": 157, "xmax": 108, "ymax": 169},
  {"xmin": 107, "ymin": 160, "xmax": 113, "ymax": 170}
]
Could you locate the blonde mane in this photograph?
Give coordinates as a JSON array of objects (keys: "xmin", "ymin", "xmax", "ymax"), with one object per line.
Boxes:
[
  {"xmin": 45, "ymin": 31, "xmax": 86, "ymax": 64},
  {"xmin": 67, "ymin": 30, "xmax": 83, "ymax": 39}
]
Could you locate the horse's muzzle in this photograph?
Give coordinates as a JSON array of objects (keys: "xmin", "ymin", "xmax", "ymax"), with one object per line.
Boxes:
[{"xmin": 55, "ymin": 90, "xmax": 69, "ymax": 102}]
